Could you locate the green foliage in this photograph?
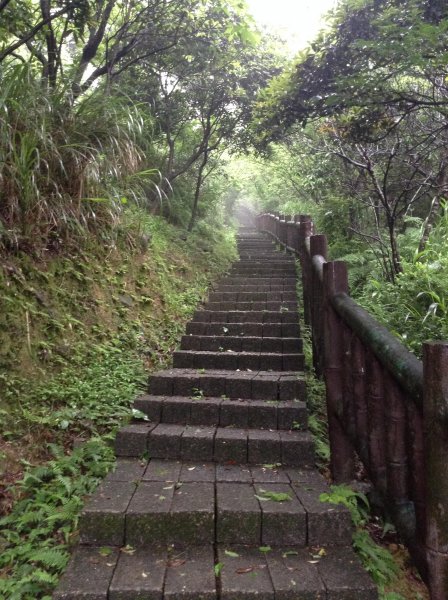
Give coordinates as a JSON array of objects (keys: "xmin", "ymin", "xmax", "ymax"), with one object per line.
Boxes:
[
  {"xmin": 357, "ymin": 213, "xmax": 448, "ymax": 356},
  {"xmin": 0, "ymin": 439, "xmax": 114, "ymax": 599},
  {"xmin": 320, "ymin": 485, "xmax": 400, "ymax": 597}
]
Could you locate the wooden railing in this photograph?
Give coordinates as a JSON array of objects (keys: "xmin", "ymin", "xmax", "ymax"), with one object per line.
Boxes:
[{"xmin": 257, "ymin": 212, "xmax": 448, "ymax": 600}]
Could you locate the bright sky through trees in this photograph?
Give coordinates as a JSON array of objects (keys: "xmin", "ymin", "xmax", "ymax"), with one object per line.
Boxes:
[{"xmin": 245, "ymin": 0, "xmax": 338, "ymax": 53}]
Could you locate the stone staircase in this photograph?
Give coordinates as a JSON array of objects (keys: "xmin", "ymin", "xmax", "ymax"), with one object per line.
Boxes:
[{"xmin": 54, "ymin": 228, "xmax": 378, "ymax": 599}]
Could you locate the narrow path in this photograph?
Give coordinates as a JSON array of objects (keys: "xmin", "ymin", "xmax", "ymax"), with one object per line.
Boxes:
[{"xmin": 54, "ymin": 228, "xmax": 378, "ymax": 599}]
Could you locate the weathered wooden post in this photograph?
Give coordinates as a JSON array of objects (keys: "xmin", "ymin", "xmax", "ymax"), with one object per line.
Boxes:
[
  {"xmin": 298, "ymin": 215, "xmax": 314, "ymax": 326},
  {"xmin": 309, "ymin": 234, "xmax": 327, "ymax": 377},
  {"xmin": 323, "ymin": 261, "xmax": 356, "ymax": 482},
  {"xmin": 424, "ymin": 342, "xmax": 448, "ymax": 600}
]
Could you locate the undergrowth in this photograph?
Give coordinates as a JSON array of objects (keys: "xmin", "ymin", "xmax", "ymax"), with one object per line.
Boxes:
[{"xmin": 0, "ymin": 209, "xmax": 236, "ymax": 599}]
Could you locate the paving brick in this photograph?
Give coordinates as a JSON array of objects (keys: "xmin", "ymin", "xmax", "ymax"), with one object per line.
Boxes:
[
  {"xmin": 181, "ymin": 426, "xmax": 215, "ymax": 461},
  {"xmin": 115, "ymin": 423, "xmax": 155, "ymax": 457},
  {"xmin": 237, "ymin": 352, "xmax": 261, "ymax": 371},
  {"xmin": 216, "ymin": 464, "xmax": 252, "ymax": 482},
  {"xmin": 247, "ymin": 400, "xmax": 277, "ymax": 429},
  {"xmin": 281, "ymin": 323, "xmax": 300, "ymax": 337},
  {"xmin": 226, "ymin": 372, "xmax": 254, "ymax": 398},
  {"xmin": 265, "ymin": 548, "xmax": 325, "ymax": 599},
  {"xmin": 190, "ymin": 397, "xmax": 221, "ymax": 426},
  {"xmin": 200, "ymin": 372, "xmax": 228, "ymax": 397},
  {"xmin": 192, "ymin": 310, "xmax": 210, "ymax": 322},
  {"xmin": 218, "ymin": 546, "xmax": 274, "ymax": 599},
  {"xmin": 143, "ymin": 459, "xmax": 182, "ymax": 482},
  {"xmin": 248, "ymin": 430, "xmax": 281, "ymax": 464},
  {"xmin": 180, "ymin": 334, "xmax": 202, "ymax": 350},
  {"xmin": 241, "ymin": 337, "xmax": 262, "ymax": 352},
  {"xmin": 148, "ymin": 371, "xmax": 174, "ymax": 396},
  {"xmin": 185, "ymin": 322, "xmax": 205, "ymax": 335},
  {"xmin": 278, "ymin": 375, "xmax": 306, "ymax": 401},
  {"xmin": 282, "ymin": 353, "xmax": 304, "ymax": 371},
  {"xmin": 217, "ymin": 483, "xmax": 260, "ymax": 544},
  {"xmin": 80, "ymin": 481, "xmax": 136, "ymax": 545},
  {"xmin": 162, "ymin": 397, "xmax": 192, "ymax": 424},
  {"xmin": 261, "ymin": 337, "xmax": 283, "ymax": 352},
  {"xmin": 147, "ymin": 424, "xmax": 185, "ymax": 459},
  {"xmin": 250, "ymin": 465, "xmax": 289, "ymax": 483},
  {"xmin": 214, "ymin": 428, "xmax": 247, "ymax": 463},
  {"xmin": 255, "ymin": 483, "xmax": 306, "ymax": 546},
  {"xmin": 251, "ymin": 374, "xmax": 279, "ymax": 400},
  {"xmin": 220, "ymin": 399, "xmax": 249, "ymax": 428},
  {"xmin": 109, "ymin": 546, "xmax": 166, "ymax": 600},
  {"xmin": 168, "ymin": 482, "xmax": 215, "ymax": 545},
  {"xmin": 126, "ymin": 481, "xmax": 175, "ymax": 546},
  {"xmin": 53, "ymin": 546, "xmax": 119, "ymax": 600},
  {"xmin": 317, "ymin": 547, "xmax": 379, "ymax": 599},
  {"xmin": 104, "ymin": 458, "xmax": 146, "ymax": 483},
  {"xmin": 277, "ymin": 401, "xmax": 307, "ymax": 430},
  {"xmin": 292, "ymin": 481, "xmax": 353, "ymax": 546},
  {"xmin": 164, "ymin": 546, "xmax": 216, "ymax": 599},
  {"xmin": 282, "ymin": 337, "xmax": 303, "ymax": 353},
  {"xmin": 133, "ymin": 394, "xmax": 163, "ymax": 422},
  {"xmin": 179, "ymin": 462, "xmax": 216, "ymax": 482},
  {"xmin": 279, "ymin": 431, "xmax": 315, "ymax": 467},
  {"xmin": 173, "ymin": 372, "xmax": 200, "ymax": 396},
  {"xmin": 259, "ymin": 353, "xmax": 283, "ymax": 371}
]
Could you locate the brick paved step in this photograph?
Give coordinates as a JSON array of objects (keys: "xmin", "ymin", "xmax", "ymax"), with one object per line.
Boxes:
[
  {"xmin": 78, "ymin": 462, "xmax": 353, "ymax": 548},
  {"xmin": 230, "ymin": 266, "xmax": 296, "ymax": 273},
  {"xmin": 208, "ymin": 291, "xmax": 297, "ymax": 302},
  {"xmin": 115, "ymin": 424, "xmax": 313, "ymax": 465},
  {"xmin": 214, "ymin": 284, "xmax": 297, "ymax": 292},
  {"xmin": 54, "ymin": 544, "xmax": 377, "ymax": 600},
  {"xmin": 238, "ymin": 253, "xmax": 292, "ymax": 259},
  {"xmin": 172, "ymin": 350, "xmax": 304, "ymax": 371},
  {"xmin": 180, "ymin": 335, "xmax": 303, "ymax": 353},
  {"xmin": 222, "ymin": 277, "xmax": 297, "ymax": 285},
  {"xmin": 204, "ymin": 301, "xmax": 298, "ymax": 312},
  {"xmin": 186, "ymin": 321, "xmax": 301, "ymax": 337},
  {"xmin": 148, "ymin": 369, "xmax": 305, "ymax": 400},
  {"xmin": 134, "ymin": 395, "xmax": 307, "ymax": 429},
  {"xmin": 190, "ymin": 310, "xmax": 299, "ymax": 323}
]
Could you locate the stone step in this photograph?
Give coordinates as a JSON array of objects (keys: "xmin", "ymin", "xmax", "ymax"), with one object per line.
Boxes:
[
  {"xmin": 222, "ymin": 277, "xmax": 296, "ymax": 285},
  {"xmin": 229, "ymin": 267, "xmax": 296, "ymax": 273},
  {"xmin": 55, "ymin": 544, "xmax": 376, "ymax": 600},
  {"xmin": 172, "ymin": 350, "xmax": 304, "ymax": 371},
  {"xmin": 208, "ymin": 291, "xmax": 297, "ymax": 302},
  {"xmin": 134, "ymin": 395, "xmax": 307, "ymax": 429},
  {"xmin": 186, "ymin": 321, "xmax": 301, "ymax": 338},
  {"xmin": 147, "ymin": 369, "xmax": 305, "ymax": 400},
  {"xmin": 203, "ymin": 301, "xmax": 298, "ymax": 312},
  {"xmin": 77, "ymin": 461, "xmax": 353, "ymax": 548},
  {"xmin": 214, "ymin": 284, "xmax": 297, "ymax": 292},
  {"xmin": 191, "ymin": 310, "xmax": 299, "ymax": 324},
  {"xmin": 238, "ymin": 254, "xmax": 291, "ymax": 259},
  {"xmin": 115, "ymin": 424, "xmax": 313, "ymax": 465},
  {"xmin": 180, "ymin": 335, "xmax": 303, "ymax": 353}
]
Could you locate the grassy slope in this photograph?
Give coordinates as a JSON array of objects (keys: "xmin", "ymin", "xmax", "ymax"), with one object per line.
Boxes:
[{"xmin": 0, "ymin": 210, "xmax": 236, "ymax": 599}]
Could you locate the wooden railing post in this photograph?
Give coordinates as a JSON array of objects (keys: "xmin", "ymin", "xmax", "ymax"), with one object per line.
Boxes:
[
  {"xmin": 323, "ymin": 261, "xmax": 356, "ymax": 482},
  {"xmin": 424, "ymin": 342, "xmax": 448, "ymax": 600},
  {"xmin": 298, "ymin": 215, "xmax": 314, "ymax": 326},
  {"xmin": 309, "ymin": 234, "xmax": 327, "ymax": 377}
]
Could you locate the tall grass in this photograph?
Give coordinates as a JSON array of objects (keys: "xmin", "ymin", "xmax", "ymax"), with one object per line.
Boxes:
[{"xmin": 0, "ymin": 64, "xmax": 160, "ymax": 253}]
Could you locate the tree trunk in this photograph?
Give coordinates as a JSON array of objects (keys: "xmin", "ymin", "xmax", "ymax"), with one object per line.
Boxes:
[
  {"xmin": 187, "ymin": 149, "xmax": 208, "ymax": 232},
  {"xmin": 387, "ymin": 216, "xmax": 402, "ymax": 282}
]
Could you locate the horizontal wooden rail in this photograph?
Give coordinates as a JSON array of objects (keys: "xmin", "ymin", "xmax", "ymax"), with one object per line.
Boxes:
[{"xmin": 256, "ymin": 211, "xmax": 448, "ymax": 600}]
